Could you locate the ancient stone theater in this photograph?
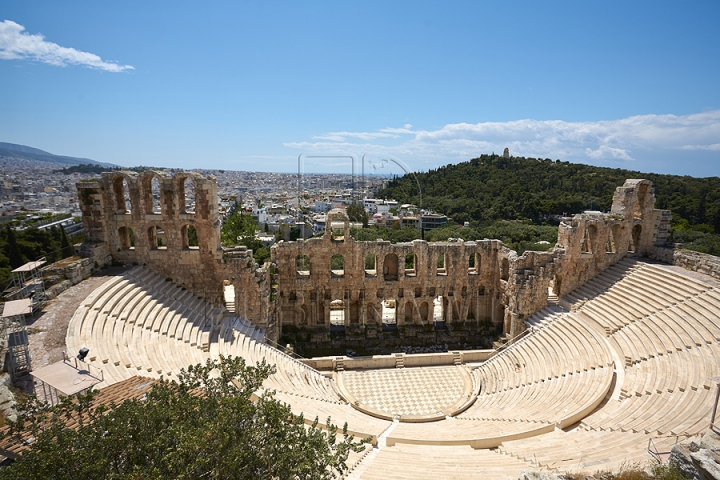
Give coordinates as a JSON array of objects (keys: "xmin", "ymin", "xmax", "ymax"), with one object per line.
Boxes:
[{"xmin": 64, "ymin": 171, "xmax": 720, "ymax": 478}]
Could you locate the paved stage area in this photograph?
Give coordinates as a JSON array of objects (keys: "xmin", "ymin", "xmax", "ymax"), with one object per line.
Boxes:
[{"xmin": 340, "ymin": 366, "xmax": 470, "ymax": 417}]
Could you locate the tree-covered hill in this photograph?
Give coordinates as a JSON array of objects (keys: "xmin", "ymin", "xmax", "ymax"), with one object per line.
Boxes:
[{"xmin": 380, "ymin": 154, "xmax": 720, "ymax": 234}]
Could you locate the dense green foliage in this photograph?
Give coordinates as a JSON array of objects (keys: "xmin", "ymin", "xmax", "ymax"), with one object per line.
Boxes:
[
  {"xmin": 346, "ymin": 203, "xmax": 369, "ymax": 227},
  {"xmin": 220, "ymin": 206, "xmax": 270, "ymax": 265},
  {"xmin": 350, "ymin": 225, "xmax": 421, "ymax": 243},
  {"xmin": 669, "ymin": 221, "xmax": 720, "ymax": 256},
  {"xmin": 379, "ymin": 154, "xmax": 720, "ymax": 255},
  {"xmin": 330, "ymin": 254, "xmax": 344, "ymax": 271},
  {"xmin": 55, "ymin": 164, "xmax": 121, "ymax": 174},
  {"xmin": 0, "ymin": 356, "xmax": 366, "ymax": 479},
  {"xmin": 350, "ymin": 222, "xmax": 557, "ymax": 254},
  {"xmin": 425, "ymin": 222, "xmax": 558, "ymax": 254},
  {"xmin": 381, "ymin": 154, "xmax": 720, "ymax": 230},
  {"xmin": 0, "ymin": 226, "xmax": 82, "ymax": 291}
]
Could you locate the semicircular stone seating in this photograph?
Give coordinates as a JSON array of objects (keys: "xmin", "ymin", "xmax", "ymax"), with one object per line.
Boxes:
[{"xmin": 66, "ymin": 259, "xmax": 720, "ymax": 477}]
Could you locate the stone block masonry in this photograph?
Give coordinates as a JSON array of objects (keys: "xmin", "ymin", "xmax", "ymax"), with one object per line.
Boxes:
[
  {"xmin": 76, "ymin": 171, "xmax": 276, "ymax": 340},
  {"xmin": 77, "ymin": 173, "xmax": 669, "ymax": 343}
]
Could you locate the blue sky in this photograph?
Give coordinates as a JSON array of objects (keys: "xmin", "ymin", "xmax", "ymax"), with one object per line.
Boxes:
[{"xmin": 1, "ymin": 1, "xmax": 719, "ymax": 177}]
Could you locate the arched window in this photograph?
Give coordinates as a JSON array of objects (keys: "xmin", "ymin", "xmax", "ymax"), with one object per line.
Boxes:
[
  {"xmin": 149, "ymin": 176, "xmax": 161, "ymax": 214},
  {"xmin": 329, "ymin": 299, "xmax": 345, "ymax": 326},
  {"xmin": 118, "ymin": 227, "xmax": 134, "ymax": 250},
  {"xmin": 405, "ymin": 253, "xmax": 416, "ymax": 276},
  {"xmin": 381, "ymin": 299, "xmax": 397, "ymax": 324},
  {"xmin": 113, "ymin": 176, "xmax": 132, "ymax": 213},
  {"xmin": 364, "ymin": 253, "xmax": 377, "ymax": 276},
  {"xmin": 630, "ymin": 224, "xmax": 642, "ymax": 253},
  {"xmin": 296, "ymin": 254, "xmax": 311, "ymax": 275},
  {"xmin": 181, "ymin": 225, "xmax": 198, "ymax": 249},
  {"xmin": 148, "ymin": 225, "xmax": 166, "ymax": 250},
  {"xmin": 606, "ymin": 225, "xmax": 619, "ymax": 253},
  {"xmin": 437, "ymin": 253, "xmax": 446, "ymax": 275},
  {"xmin": 350, "ymin": 301, "xmax": 360, "ymax": 324},
  {"xmin": 330, "ymin": 254, "xmax": 344, "ymax": 276},
  {"xmin": 432, "ymin": 296, "xmax": 444, "ymax": 322},
  {"xmin": 581, "ymin": 228, "xmax": 591, "ymax": 254},
  {"xmin": 178, "ymin": 177, "xmax": 195, "ymax": 214},
  {"xmin": 299, "ymin": 304, "xmax": 310, "ymax": 326},
  {"xmin": 585, "ymin": 225, "xmax": 598, "ymax": 254},
  {"xmin": 404, "ymin": 301, "xmax": 414, "ymax": 322},
  {"xmin": 468, "ymin": 253, "xmax": 479, "ymax": 274},
  {"xmin": 501, "ymin": 258, "xmax": 509, "ymax": 281},
  {"xmin": 419, "ymin": 302, "xmax": 429, "ymax": 322},
  {"xmin": 383, "ymin": 254, "xmax": 398, "ymax": 281}
]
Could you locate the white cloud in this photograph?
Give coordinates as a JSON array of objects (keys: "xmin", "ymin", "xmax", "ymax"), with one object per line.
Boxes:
[
  {"xmin": 312, "ymin": 131, "xmax": 399, "ymax": 141},
  {"xmin": 680, "ymin": 143, "xmax": 720, "ymax": 151},
  {"xmin": 0, "ymin": 20, "xmax": 133, "ymax": 72},
  {"xmin": 285, "ymin": 110, "xmax": 720, "ymax": 175},
  {"xmin": 585, "ymin": 145, "xmax": 633, "ymax": 161}
]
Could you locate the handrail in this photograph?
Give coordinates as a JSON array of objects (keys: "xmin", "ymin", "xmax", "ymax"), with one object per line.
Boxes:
[
  {"xmin": 62, "ymin": 351, "xmax": 104, "ymax": 383},
  {"xmin": 263, "ymin": 336, "xmax": 310, "ymax": 360},
  {"xmin": 487, "ymin": 327, "xmax": 534, "ymax": 360},
  {"xmin": 647, "ymin": 437, "xmax": 678, "ymax": 463}
]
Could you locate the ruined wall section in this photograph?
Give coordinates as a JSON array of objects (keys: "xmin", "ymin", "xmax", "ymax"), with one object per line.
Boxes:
[
  {"xmin": 552, "ymin": 179, "xmax": 667, "ymax": 297},
  {"xmin": 76, "ymin": 171, "xmax": 277, "ymax": 341},
  {"xmin": 502, "ymin": 248, "xmax": 557, "ymax": 337},
  {"xmin": 501, "ymin": 179, "xmax": 671, "ymax": 336},
  {"xmin": 77, "ymin": 176, "xmax": 669, "ymax": 343},
  {"xmin": 272, "ymin": 216, "xmax": 506, "ymax": 331}
]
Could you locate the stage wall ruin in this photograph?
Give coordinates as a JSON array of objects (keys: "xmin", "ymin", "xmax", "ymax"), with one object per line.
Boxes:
[{"xmin": 77, "ymin": 173, "xmax": 670, "ymax": 343}]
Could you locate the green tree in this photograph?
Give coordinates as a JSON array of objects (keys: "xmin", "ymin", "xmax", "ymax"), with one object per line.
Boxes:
[
  {"xmin": 221, "ymin": 208, "xmax": 268, "ymax": 265},
  {"xmin": 0, "ymin": 356, "xmax": 366, "ymax": 479},
  {"xmin": 346, "ymin": 203, "xmax": 369, "ymax": 227},
  {"xmin": 187, "ymin": 225, "xmax": 198, "ymax": 247},
  {"xmin": 6, "ymin": 225, "xmax": 25, "ymax": 269},
  {"xmin": 60, "ymin": 226, "xmax": 72, "ymax": 259}
]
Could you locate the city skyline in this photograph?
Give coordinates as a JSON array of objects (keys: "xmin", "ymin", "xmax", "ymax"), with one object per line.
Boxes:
[{"xmin": 2, "ymin": 2, "xmax": 719, "ymax": 177}]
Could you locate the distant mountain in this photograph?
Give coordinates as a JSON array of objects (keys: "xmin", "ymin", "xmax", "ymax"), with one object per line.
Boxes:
[{"xmin": 0, "ymin": 142, "xmax": 117, "ymax": 167}]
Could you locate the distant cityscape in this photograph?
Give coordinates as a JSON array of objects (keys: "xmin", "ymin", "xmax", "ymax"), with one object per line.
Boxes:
[{"xmin": 0, "ymin": 155, "xmax": 448, "ymax": 243}]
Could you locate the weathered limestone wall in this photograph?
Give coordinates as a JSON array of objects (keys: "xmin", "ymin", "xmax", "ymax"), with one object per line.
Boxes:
[
  {"xmin": 76, "ymin": 171, "xmax": 277, "ymax": 341},
  {"xmin": 272, "ymin": 216, "xmax": 506, "ymax": 331},
  {"xmin": 650, "ymin": 246, "xmax": 720, "ymax": 281},
  {"xmin": 273, "ymin": 179, "xmax": 671, "ymax": 338},
  {"xmin": 38, "ymin": 256, "xmax": 97, "ymax": 299},
  {"xmin": 492, "ymin": 179, "xmax": 671, "ymax": 337},
  {"xmin": 301, "ymin": 349, "xmax": 494, "ymax": 371},
  {"xmin": 77, "ymin": 175, "xmax": 671, "ymax": 344}
]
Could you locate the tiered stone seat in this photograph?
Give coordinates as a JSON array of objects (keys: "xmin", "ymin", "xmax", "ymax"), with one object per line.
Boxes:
[
  {"xmin": 273, "ymin": 390, "xmax": 391, "ymax": 443},
  {"xmin": 65, "ymin": 259, "xmax": 720, "ymax": 476},
  {"xmin": 580, "ymin": 342, "xmax": 720, "ymax": 437},
  {"xmin": 498, "ymin": 427, "xmax": 684, "ymax": 474},
  {"xmin": 524, "ymin": 305, "xmax": 564, "ymax": 330},
  {"xmin": 66, "ymin": 268, "xmax": 222, "ymax": 388},
  {"xmin": 217, "ymin": 316, "xmax": 342, "ymax": 403},
  {"xmin": 387, "ymin": 418, "xmax": 555, "ymax": 449},
  {"xmin": 356, "ymin": 444, "xmax": 533, "ymax": 480},
  {"xmin": 378, "ymin": 311, "xmax": 614, "ymax": 447},
  {"xmin": 557, "ymin": 260, "xmax": 720, "ymax": 444}
]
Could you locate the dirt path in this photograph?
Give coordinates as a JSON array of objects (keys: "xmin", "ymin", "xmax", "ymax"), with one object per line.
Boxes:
[{"xmin": 26, "ymin": 267, "xmax": 130, "ymax": 370}]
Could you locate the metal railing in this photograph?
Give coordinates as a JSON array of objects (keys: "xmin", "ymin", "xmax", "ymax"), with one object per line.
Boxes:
[
  {"xmin": 62, "ymin": 351, "xmax": 104, "ymax": 383},
  {"xmin": 647, "ymin": 437, "xmax": 678, "ymax": 463}
]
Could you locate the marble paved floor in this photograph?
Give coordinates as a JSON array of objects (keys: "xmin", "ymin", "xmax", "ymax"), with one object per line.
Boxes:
[{"xmin": 341, "ymin": 366, "xmax": 468, "ymax": 417}]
